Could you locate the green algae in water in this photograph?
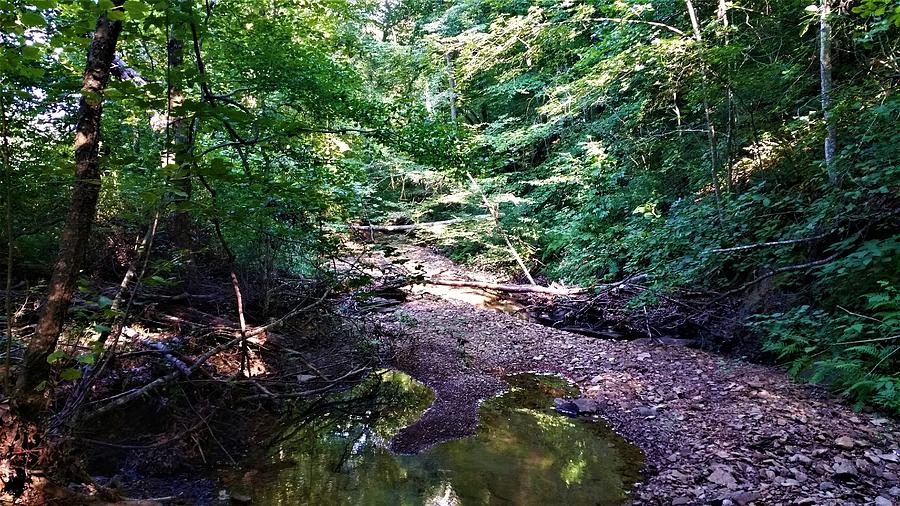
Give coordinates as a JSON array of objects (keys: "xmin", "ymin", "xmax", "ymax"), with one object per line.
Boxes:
[{"xmin": 241, "ymin": 371, "xmax": 643, "ymax": 505}]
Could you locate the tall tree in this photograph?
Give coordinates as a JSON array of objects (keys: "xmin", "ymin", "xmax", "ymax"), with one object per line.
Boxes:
[
  {"xmin": 16, "ymin": 3, "xmax": 126, "ymax": 406},
  {"xmin": 819, "ymin": 0, "xmax": 838, "ymax": 184}
]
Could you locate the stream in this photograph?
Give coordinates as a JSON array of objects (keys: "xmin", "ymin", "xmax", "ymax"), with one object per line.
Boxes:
[{"xmin": 225, "ymin": 370, "xmax": 643, "ymax": 505}]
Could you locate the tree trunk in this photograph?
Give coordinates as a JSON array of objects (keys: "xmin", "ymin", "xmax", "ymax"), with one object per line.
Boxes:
[
  {"xmin": 16, "ymin": 6, "xmax": 125, "ymax": 405},
  {"xmin": 2, "ymin": 95, "xmax": 13, "ymax": 392},
  {"xmin": 819, "ymin": 0, "xmax": 838, "ymax": 185},
  {"xmin": 445, "ymin": 51, "xmax": 458, "ymax": 122},
  {"xmin": 166, "ymin": 9, "xmax": 193, "ymax": 252},
  {"xmin": 684, "ymin": 0, "xmax": 724, "ymax": 214}
]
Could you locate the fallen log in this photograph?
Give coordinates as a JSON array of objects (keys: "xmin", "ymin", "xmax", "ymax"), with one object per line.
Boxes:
[
  {"xmin": 415, "ymin": 274, "xmax": 649, "ymax": 296},
  {"xmin": 349, "ymin": 215, "xmax": 492, "ymax": 233},
  {"xmin": 417, "ymin": 278, "xmax": 587, "ymax": 296}
]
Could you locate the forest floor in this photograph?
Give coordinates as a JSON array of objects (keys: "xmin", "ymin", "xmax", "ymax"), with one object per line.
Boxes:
[{"xmin": 347, "ymin": 237, "xmax": 900, "ymax": 506}]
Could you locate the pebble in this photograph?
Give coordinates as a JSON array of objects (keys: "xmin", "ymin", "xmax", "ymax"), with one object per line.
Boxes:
[
  {"xmin": 835, "ymin": 436, "xmax": 856, "ymax": 449},
  {"xmin": 876, "ymin": 497, "xmax": 894, "ymax": 506}
]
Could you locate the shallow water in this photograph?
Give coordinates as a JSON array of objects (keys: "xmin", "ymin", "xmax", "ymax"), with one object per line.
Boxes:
[{"xmin": 231, "ymin": 371, "xmax": 643, "ymax": 505}]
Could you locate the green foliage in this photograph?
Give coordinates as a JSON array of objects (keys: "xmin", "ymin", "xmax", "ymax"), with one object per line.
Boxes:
[{"xmin": 751, "ymin": 283, "xmax": 900, "ymax": 415}]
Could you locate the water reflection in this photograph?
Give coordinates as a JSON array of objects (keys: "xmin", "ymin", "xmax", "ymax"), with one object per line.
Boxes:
[{"xmin": 232, "ymin": 371, "xmax": 642, "ymax": 505}]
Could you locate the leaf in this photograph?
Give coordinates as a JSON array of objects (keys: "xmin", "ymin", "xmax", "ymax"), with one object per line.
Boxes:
[
  {"xmin": 20, "ymin": 10, "xmax": 44, "ymax": 27},
  {"xmin": 124, "ymin": 0, "xmax": 152, "ymax": 20},
  {"xmin": 76, "ymin": 353, "xmax": 96, "ymax": 365},
  {"xmin": 47, "ymin": 351, "xmax": 66, "ymax": 364},
  {"xmin": 59, "ymin": 368, "xmax": 82, "ymax": 381},
  {"xmin": 98, "ymin": 295, "xmax": 114, "ymax": 308}
]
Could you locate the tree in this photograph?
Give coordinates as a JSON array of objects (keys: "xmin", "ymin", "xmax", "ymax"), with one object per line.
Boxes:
[
  {"xmin": 819, "ymin": 0, "xmax": 838, "ymax": 185},
  {"xmin": 17, "ymin": 3, "xmax": 126, "ymax": 407}
]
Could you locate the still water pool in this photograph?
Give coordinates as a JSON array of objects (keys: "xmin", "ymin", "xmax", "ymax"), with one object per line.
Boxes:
[{"xmin": 230, "ymin": 371, "xmax": 643, "ymax": 505}]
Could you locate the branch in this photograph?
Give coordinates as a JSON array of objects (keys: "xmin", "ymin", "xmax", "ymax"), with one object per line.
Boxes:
[
  {"xmin": 719, "ymin": 252, "xmax": 842, "ymax": 298},
  {"xmin": 85, "ymin": 334, "xmax": 243, "ymax": 419},
  {"xmin": 417, "ymin": 278, "xmax": 586, "ymax": 296},
  {"xmin": 348, "ymin": 215, "xmax": 493, "ymax": 233},
  {"xmin": 707, "ymin": 232, "xmax": 831, "ymax": 253}
]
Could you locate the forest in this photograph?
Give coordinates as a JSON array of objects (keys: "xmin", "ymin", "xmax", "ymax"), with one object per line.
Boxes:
[{"xmin": 0, "ymin": 0, "xmax": 898, "ymax": 504}]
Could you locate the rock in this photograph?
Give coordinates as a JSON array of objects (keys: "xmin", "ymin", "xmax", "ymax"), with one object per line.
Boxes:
[
  {"xmin": 790, "ymin": 453, "xmax": 812, "ymax": 465},
  {"xmin": 231, "ymin": 493, "xmax": 252, "ymax": 503},
  {"xmin": 572, "ymin": 398, "xmax": 599, "ymax": 414},
  {"xmin": 672, "ymin": 497, "xmax": 692, "ymax": 505},
  {"xmin": 732, "ymin": 491, "xmax": 760, "ymax": 506},
  {"xmin": 669, "ymin": 469, "xmax": 691, "ymax": 482},
  {"xmin": 880, "ymin": 451, "xmax": 900, "ymax": 463},
  {"xmin": 554, "ymin": 398, "xmax": 579, "ymax": 416},
  {"xmin": 833, "ymin": 457, "xmax": 859, "ymax": 480},
  {"xmin": 553, "ymin": 397, "xmax": 598, "ymax": 416},
  {"xmin": 889, "ymin": 486, "xmax": 900, "ymax": 497},
  {"xmin": 638, "ymin": 406, "xmax": 657, "ymax": 417},
  {"xmin": 708, "ymin": 466, "xmax": 738, "ymax": 489},
  {"xmin": 834, "ymin": 436, "xmax": 856, "ymax": 449},
  {"xmin": 818, "ymin": 481, "xmax": 835, "ymax": 491},
  {"xmin": 875, "ymin": 497, "xmax": 893, "ymax": 506}
]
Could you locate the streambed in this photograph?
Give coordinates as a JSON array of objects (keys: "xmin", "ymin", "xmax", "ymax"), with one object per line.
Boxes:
[{"xmin": 227, "ymin": 370, "xmax": 643, "ymax": 505}]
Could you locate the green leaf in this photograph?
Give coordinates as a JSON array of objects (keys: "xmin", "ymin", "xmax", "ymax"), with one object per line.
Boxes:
[
  {"xmin": 60, "ymin": 368, "xmax": 82, "ymax": 381},
  {"xmin": 20, "ymin": 10, "xmax": 44, "ymax": 27},
  {"xmin": 47, "ymin": 351, "xmax": 66, "ymax": 364},
  {"xmin": 76, "ymin": 353, "xmax": 96, "ymax": 365},
  {"xmin": 98, "ymin": 295, "xmax": 114, "ymax": 308},
  {"xmin": 124, "ymin": 0, "xmax": 152, "ymax": 20}
]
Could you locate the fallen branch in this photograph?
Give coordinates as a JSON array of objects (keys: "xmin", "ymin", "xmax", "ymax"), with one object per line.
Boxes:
[
  {"xmin": 419, "ymin": 278, "xmax": 586, "ymax": 295},
  {"xmin": 706, "ymin": 232, "xmax": 831, "ymax": 253},
  {"xmin": 718, "ymin": 252, "xmax": 842, "ymax": 299},
  {"xmin": 85, "ymin": 334, "xmax": 242, "ymax": 419},
  {"xmin": 348, "ymin": 215, "xmax": 492, "ymax": 233}
]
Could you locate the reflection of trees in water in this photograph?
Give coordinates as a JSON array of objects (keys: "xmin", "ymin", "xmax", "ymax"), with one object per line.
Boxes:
[{"xmin": 249, "ymin": 373, "xmax": 641, "ymax": 506}]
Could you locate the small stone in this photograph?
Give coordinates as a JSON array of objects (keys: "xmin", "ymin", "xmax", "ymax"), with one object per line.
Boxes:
[
  {"xmin": 708, "ymin": 466, "xmax": 738, "ymax": 489},
  {"xmin": 889, "ymin": 486, "xmax": 900, "ymax": 497},
  {"xmin": 669, "ymin": 469, "xmax": 691, "ymax": 482},
  {"xmin": 532, "ymin": 354, "xmax": 544, "ymax": 361},
  {"xmin": 833, "ymin": 457, "xmax": 859, "ymax": 480},
  {"xmin": 638, "ymin": 406, "xmax": 657, "ymax": 417},
  {"xmin": 792, "ymin": 470, "xmax": 808, "ymax": 482},
  {"xmin": 732, "ymin": 491, "xmax": 760, "ymax": 506},
  {"xmin": 791, "ymin": 453, "xmax": 812, "ymax": 465},
  {"xmin": 834, "ymin": 436, "xmax": 856, "ymax": 449},
  {"xmin": 818, "ymin": 481, "xmax": 835, "ymax": 491},
  {"xmin": 231, "ymin": 494, "xmax": 252, "ymax": 503},
  {"xmin": 794, "ymin": 499, "xmax": 816, "ymax": 505},
  {"xmin": 880, "ymin": 451, "xmax": 900, "ymax": 463},
  {"xmin": 875, "ymin": 497, "xmax": 893, "ymax": 506},
  {"xmin": 572, "ymin": 398, "xmax": 599, "ymax": 414},
  {"xmin": 672, "ymin": 497, "xmax": 692, "ymax": 505},
  {"xmin": 721, "ymin": 500, "xmax": 734, "ymax": 506}
]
